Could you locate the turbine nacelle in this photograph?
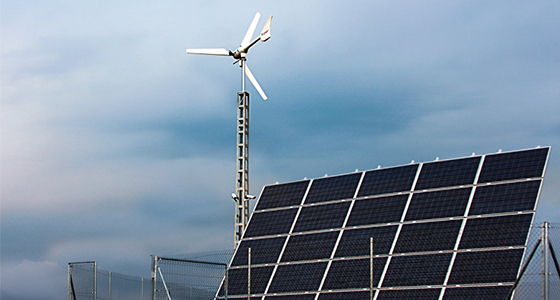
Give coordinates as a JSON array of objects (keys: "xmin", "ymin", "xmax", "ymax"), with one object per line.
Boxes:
[{"xmin": 186, "ymin": 13, "xmax": 272, "ymax": 100}]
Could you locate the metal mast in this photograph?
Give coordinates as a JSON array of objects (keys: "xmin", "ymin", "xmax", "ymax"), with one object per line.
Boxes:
[{"xmin": 235, "ymin": 58, "xmax": 250, "ymax": 247}]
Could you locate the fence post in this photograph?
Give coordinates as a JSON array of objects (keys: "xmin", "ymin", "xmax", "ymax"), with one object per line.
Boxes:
[
  {"xmin": 94, "ymin": 261, "xmax": 97, "ymax": 300},
  {"xmin": 248, "ymin": 247, "xmax": 251, "ymax": 300},
  {"xmin": 225, "ymin": 264, "xmax": 229, "ymax": 300},
  {"xmin": 370, "ymin": 237, "xmax": 374, "ymax": 300},
  {"xmin": 68, "ymin": 264, "xmax": 72, "ymax": 300},
  {"xmin": 151, "ymin": 256, "xmax": 158, "ymax": 300},
  {"xmin": 543, "ymin": 221, "xmax": 550, "ymax": 300},
  {"xmin": 109, "ymin": 271, "xmax": 112, "ymax": 300}
]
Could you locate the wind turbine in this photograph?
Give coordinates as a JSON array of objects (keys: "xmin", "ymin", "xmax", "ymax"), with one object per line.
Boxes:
[
  {"xmin": 186, "ymin": 13, "xmax": 272, "ymax": 248},
  {"xmin": 187, "ymin": 12, "xmax": 271, "ymax": 100}
]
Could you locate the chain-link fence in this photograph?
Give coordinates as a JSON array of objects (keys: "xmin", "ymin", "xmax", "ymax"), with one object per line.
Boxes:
[
  {"xmin": 509, "ymin": 222, "xmax": 560, "ymax": 300},
  {"xmin": 68, "ymin": 261, "xmax": 150, "ymax": 300},
  {"xmin": 152, "ymin": 250, "xmax": 234, "ymax": 300}
]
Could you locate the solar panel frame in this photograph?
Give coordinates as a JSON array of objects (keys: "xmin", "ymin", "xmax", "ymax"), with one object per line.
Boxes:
[{"xmin": 221, "ymin": 147, "xmax": 550, "ymax": 300}]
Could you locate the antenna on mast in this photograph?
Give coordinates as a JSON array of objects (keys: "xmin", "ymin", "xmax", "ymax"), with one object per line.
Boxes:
[{"xmin": 187, "ymin": 13, "xmax": 273, "ymax": 248}]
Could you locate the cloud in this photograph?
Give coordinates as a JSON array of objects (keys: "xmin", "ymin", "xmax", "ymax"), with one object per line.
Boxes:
[{"xmin": 1, "ymin": 260, "xmax": 67, "ymax": 300}]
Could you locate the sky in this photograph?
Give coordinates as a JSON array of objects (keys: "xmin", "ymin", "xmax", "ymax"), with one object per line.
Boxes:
[{"xmin": 1, "ymin": 1, "xmax": 560, "ymax": 299}]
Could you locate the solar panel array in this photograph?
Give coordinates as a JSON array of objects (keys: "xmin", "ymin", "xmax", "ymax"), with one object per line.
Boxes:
[{"xmin": 218, "ymin": 147, "xmax": 550, "ymax": 300}]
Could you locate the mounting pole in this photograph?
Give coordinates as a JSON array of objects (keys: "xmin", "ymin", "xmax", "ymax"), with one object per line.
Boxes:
[{"xmin": 235, "ymin": 57, "xmax": 250, "ymax": 248}]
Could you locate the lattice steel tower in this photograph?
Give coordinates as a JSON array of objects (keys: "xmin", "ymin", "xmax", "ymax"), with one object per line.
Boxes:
[{"xmin": 235, "ymin": 90, "xmax": 250, "ymax": 247}]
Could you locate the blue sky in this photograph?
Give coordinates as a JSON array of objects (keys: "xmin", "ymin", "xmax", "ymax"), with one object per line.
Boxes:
[{"xmin": 2, "ymin": 1, "xmax": 560, "ymax": 299}]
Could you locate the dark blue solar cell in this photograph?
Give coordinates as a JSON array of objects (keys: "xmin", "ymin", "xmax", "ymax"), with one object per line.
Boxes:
[
  {"xmin": 405, "ymin": 188, "xmax": 472, "ymax": 221},
  {"xmin": 478, "ymin": 148, "xmax": 549, "ymax": 183},
  {"xmin": 335, "ymin": 226, "xmax": 398, "ymax": 257},
  {"xmin": 244, "ymin": 209, "xmax": 298, "ymax": 238},
  {"xmin": 232, "ymin": 237, "xmax": 287, "ymax": 266},
  {"xmin": 346, "ymin": 195, "xmax": 408, "ymax": 226},
  {"xmin": 217, "ymin": 296, "xmax": 262, "ymax": 300},
  {"xmin": 322, "ymin": 258, "xmax": 386, "ymax": 290},
  {"xmin": 448, "ymin": 249, "xmax": 524, "ymax": 284},
  {"xmin": 377, "ymin": 289, "xmax": 442, "ymax": 300},
  {"xmin": 459, "ymin": 214, "xmax": 533, "ymax": 249},
  {"xmin": 469, "ymin": 181, "xmax": 541, "ymax": 216},
  {"xmin": 265, "ymin": 295, "xmax": 317, "ymax": 300},
  {"xmin": 357, "ymin": 164, "xmax": 419, "ymax": 197},
  {"xmin": 318, "ymin": 292, "xmax": 370, "ymax": 300},
  {"xmin": 221, "ymin": 266, "xmax": 274, "ymax": 296},
  {"xmin": 415, "ymin": 157, "xmax": 481, "ymax": 190},
  {"xmin": 281, "ymin": 231, "xmax": 339, "ymax": 262},
  {"xmin": 442, "ymin": 286, "xmax": 513, "ymax": 300},
  {"xmin": 256, "ymin": 180, "xmax": 310, "ymax": 210},
  {"xmin": 382, "ymin": 253, "xmax": 452, "ymax": 287},
  {"xmin": 304, "ymin": 173, "xmax": 362, "ymax": 204},
  {"xmin": 268, "ymin": 262, "xmax": 328, "ymax": 293},
  {"xmin": 394, "ymin": 220, "xmax": 462, "ymax": 253},
  {"xmin": 293, "ymin": 202, "xmax": 351, "ymax": 233}
]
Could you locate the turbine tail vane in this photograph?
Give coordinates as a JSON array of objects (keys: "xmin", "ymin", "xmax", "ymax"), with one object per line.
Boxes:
[{"xmin": 260, "ymin": 16, "xmax": 272, "ymax": 42}]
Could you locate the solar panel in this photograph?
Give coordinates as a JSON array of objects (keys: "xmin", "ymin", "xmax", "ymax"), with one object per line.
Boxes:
[
  {"xmin": 267, "ymin": 262, "xmax": 328, "ymax": 293},
  {"xmin": 255, "ymin": 180, "xmax": 310, "ymax": 210},
  {"xmin": 304, "ymin": 173, "xmax": 362, "ymax": 204},
  {"xmin": 281, "ymin": 232, "xmax": 339, "ymax": 262},
  {"xmin": 382, "ymin": 253, "xmax": 453, "ymax": 287},
  {"xmin": 218, "ymin": 147, "xmax": 550, "ymax": 300},
  {"xmin": 346, "ymin": 195, "xmax": 408, "ymax": 226},
  {"xmin": 243, "ymin": 208, "xmax": 298, "ymax": 238},
  {"xmin": 442, "ymin": 286, "xmax": 513, "ymax": 300},
  {"xmin": 415, "ymin": 156, "xmax": 480, "ymax": 190},
  {"xmin": 357, "ymin": 164, "xmax": 418, "ymax": 197},
  {"xmin": 335, "ymin": 226, "xmax": 397, "ymax": 257},
  {"xmin": 292, "ymin": 202, "xmax": 351, "ymax": 232},
  {"xmin": 468, "ymin": 180, "xmax": 541, "ymax": 215},
  {"xmin": 322, "ymin": 258, "xmax": 386, "ymax": 290},
  {"xmin": 393, "ymin": 220, "xmax": 462, "ymax": 253}
]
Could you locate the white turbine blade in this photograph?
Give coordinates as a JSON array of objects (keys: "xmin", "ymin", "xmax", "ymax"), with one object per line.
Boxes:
[
  {"xmin": 245, "ymin": 64, "xmax": 267, "ymax": 100},
  {"xmin": 241, "ymin": 13, "xmax": 261, "ymax": 48},
  {"xmin": 186, "ymin": 48, "xmax": 230, "ymax": 56},
  {"xmin": 260, "ymin": 16, "xmax": 273, "ymax": 42}
]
